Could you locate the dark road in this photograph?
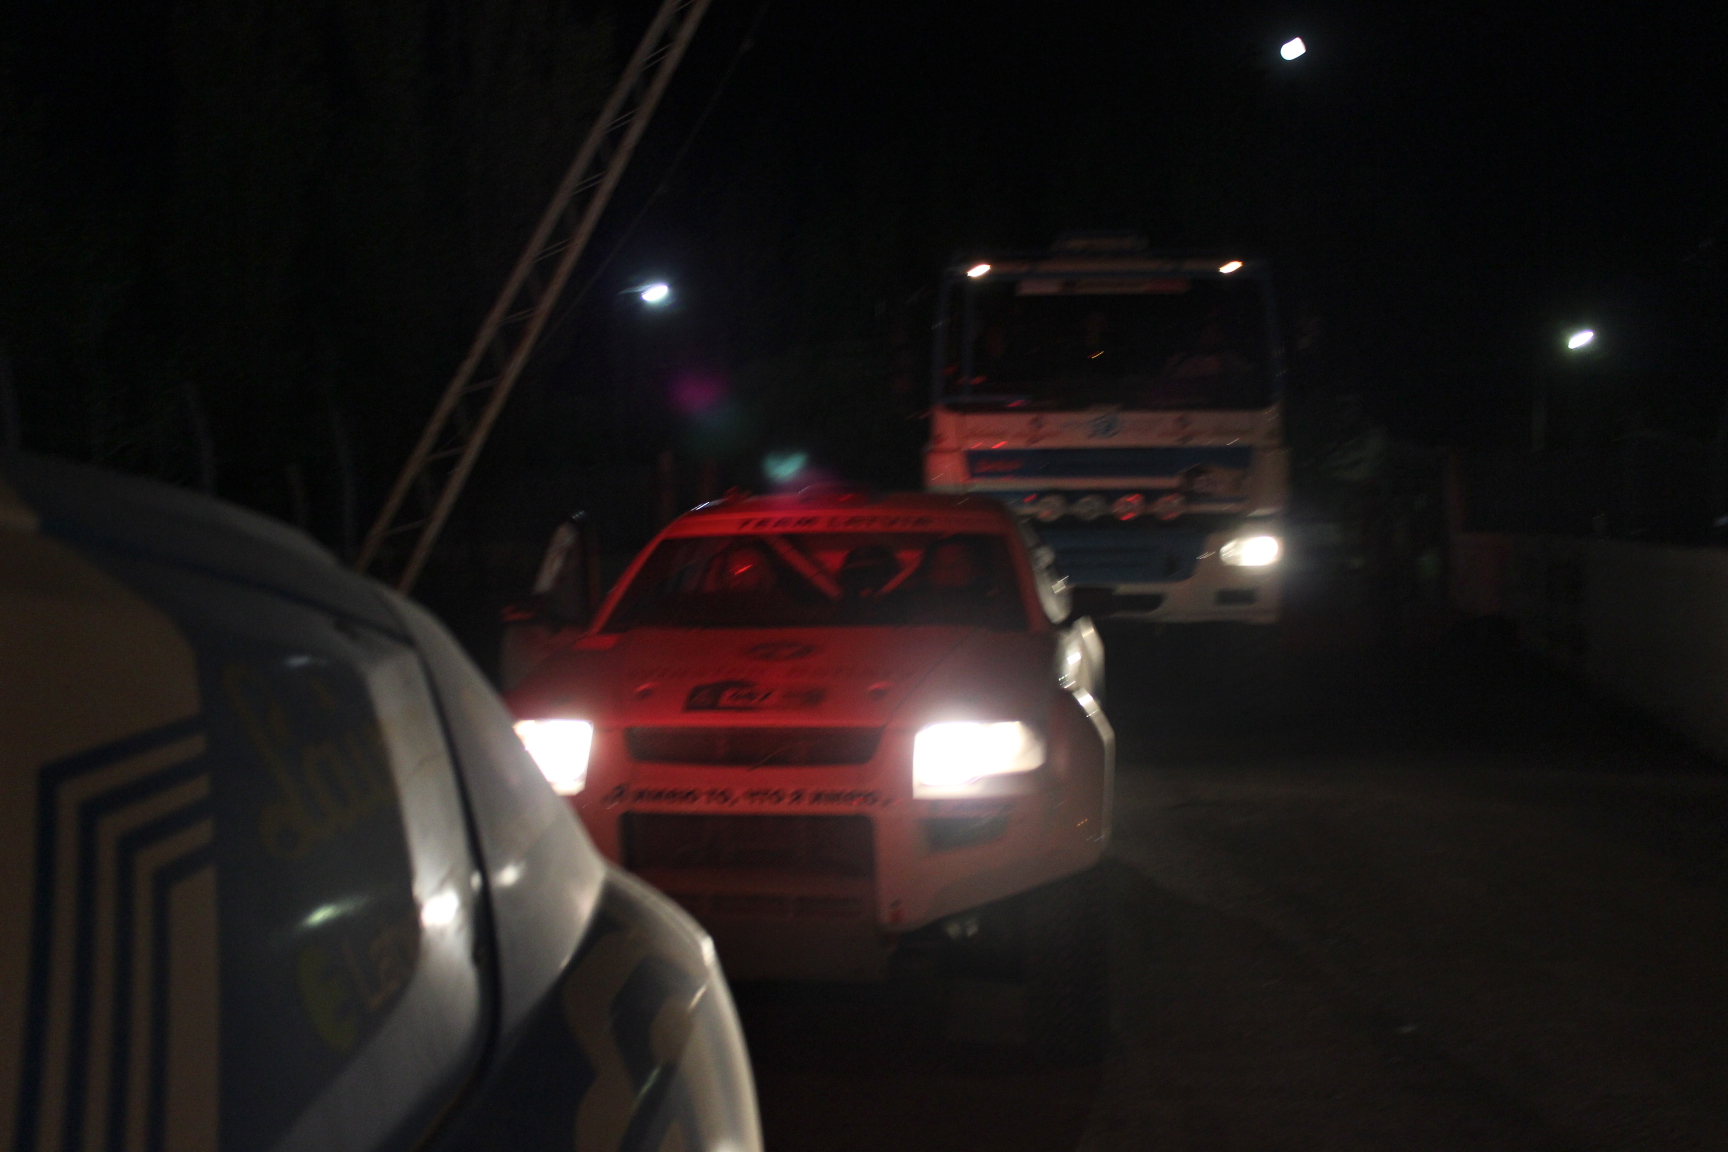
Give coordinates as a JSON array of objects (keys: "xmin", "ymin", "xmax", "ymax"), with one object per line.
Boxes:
[{"xmin": 734, "ymin": 624, "xmax": 1728, "ymax": 1151}]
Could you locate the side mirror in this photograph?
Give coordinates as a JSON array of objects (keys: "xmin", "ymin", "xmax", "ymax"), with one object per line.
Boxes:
[
  {"xmin": 505, "ymin": 512, "xmax": 603, "ymax": 630},
  {"xmin": 1065, "ymin": 585, "xmax": 1117, "ymax": 624},
  {"xmin": 499, "ymin": 513, "xmax": 603, "ymax": 691}
]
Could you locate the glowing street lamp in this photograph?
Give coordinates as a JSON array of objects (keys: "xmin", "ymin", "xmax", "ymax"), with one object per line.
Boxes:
[
  {"xmin": 1280, "ymin": 37, "xmax": 1306, "ymax": 61},
  {"xmin": 1535, "ymin": 328, "xmax": 1601, "ymax": 450}
]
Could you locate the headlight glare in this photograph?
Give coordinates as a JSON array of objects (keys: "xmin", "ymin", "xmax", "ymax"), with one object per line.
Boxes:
[
  {"xmin": 1220, "ymin": 534, "xmax": 1280, "ymax": 567},
  {"xmin": 514, "ymin": 719, "xmax": 593, "ymax": 795},
  {"xmin": 913, "ymin": 721, "xmax": 1045, "ymax": 792}
]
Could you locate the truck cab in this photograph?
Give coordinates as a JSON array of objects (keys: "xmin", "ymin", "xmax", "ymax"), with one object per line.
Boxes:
[{"xmin": 924, "ymin": 236, "xmax": 1289, "ymax": 624}]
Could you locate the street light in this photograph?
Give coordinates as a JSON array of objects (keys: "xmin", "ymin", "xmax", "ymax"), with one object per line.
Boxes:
[
  {"xmin": 966, "ymin": 263, "xmax": 991, "ymax": 278},
  {"xmin": 639, "ymin": 282, "xmax": 671, "ymax": 305},
  {"xmin": 1280, "ymin": 37, "xmax": 1306, "ymax": 61},
  {"xmin": 1535, "ymin": 328, "xmax": 1600, "ymax": 451}
]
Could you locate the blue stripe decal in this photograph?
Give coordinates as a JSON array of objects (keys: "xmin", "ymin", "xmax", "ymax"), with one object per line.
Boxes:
[
  {"xmin": 966, "ymin": 446, "xmax": 1251, "ymax": 479},
  {"xmin": 61, "ymin": 763, "xmax": 205, "ymax": 1152},
  {"xmin": 14, "ymin": 714, "xmax": 204, "ymax": 1152},
  {"xmin": 108, "ymin": 803, "xmax": 213, "ymax": 1152},
  {"xmin": 146, "ymin": 845, "xmax": 214, "ymax": 1152}
]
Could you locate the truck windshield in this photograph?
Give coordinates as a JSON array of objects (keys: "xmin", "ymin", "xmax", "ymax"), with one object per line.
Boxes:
[
  {"xmin": 605, "ymin": 532, "xmax": 1028, "ymax": 631},
  {"xmin": 950, "ymin": 276, "xmax": 1273, "ymax": 410}
]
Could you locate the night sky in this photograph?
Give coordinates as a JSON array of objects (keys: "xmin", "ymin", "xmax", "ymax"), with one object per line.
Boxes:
[
  {"xmin": 626, "ymin": 0, "xmax": 1728, "ymax": 446},
  {"xmin": 2, "ymin": 0, "xmax": 1725, "ymax": 558}
]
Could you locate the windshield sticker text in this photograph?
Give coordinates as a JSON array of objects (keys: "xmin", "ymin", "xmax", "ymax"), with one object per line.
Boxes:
[{"xmin": 731, "ymin": 514, "xmax": 936, "ymax": 530}]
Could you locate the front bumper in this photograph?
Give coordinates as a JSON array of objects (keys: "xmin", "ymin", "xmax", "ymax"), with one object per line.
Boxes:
[
  {"xmin": 1045, "ymin": 524, "xmax": 1283, "ymax": 623},
  {"xmin": 1108, "ymin": 558, "xmax": 1282, "ymax": 623},
  {"xmin": 571, "ymin": 727, "xmax": 1104, "ymax": 978}
]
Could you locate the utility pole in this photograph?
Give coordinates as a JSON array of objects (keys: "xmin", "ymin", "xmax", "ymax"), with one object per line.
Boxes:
[{"xmin": 357, "ymin": 0, "xmax": 715, "ymax": 592}]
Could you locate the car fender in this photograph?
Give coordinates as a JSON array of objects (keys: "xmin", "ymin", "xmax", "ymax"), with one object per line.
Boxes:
[{"xmin": 431, "ymin": 868, "xmax": 760, "ymax": 1152}]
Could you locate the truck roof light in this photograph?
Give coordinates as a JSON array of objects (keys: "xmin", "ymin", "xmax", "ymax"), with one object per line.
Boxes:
[
  {"xmin": 1031, "ymin": 493, "xmax": 1067, "ymax": 523},
  {"xmin": 966, "ymin": 263, "xmax": 991, "ymax": 278},
  {"xmin": 1219, "ymin": 260, "xmax": 1243, "ymax": 274},
  {"xmin": 1072, "ymin": 494, "xmax": 1108, "ymax": 521}
]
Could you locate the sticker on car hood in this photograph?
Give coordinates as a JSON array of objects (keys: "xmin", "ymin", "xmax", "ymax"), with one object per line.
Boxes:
[{"xmin": 685, "ymin": 680, "xmax": 826, "ymax": 711}]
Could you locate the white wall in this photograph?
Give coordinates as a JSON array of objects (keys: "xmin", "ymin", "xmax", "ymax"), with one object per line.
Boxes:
[
  {"xmin": 1500, "ymin": 536, "xmax": 1728, "ymax": 760},
  {"xmin": 1584, "ymin": 541, "xmax": 1728, "ymax": 758}
]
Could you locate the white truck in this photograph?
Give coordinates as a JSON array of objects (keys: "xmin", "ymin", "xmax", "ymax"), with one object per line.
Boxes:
[{"xmin": 924, "ymin": 236, "xmax": 1290, "ymax": 624}]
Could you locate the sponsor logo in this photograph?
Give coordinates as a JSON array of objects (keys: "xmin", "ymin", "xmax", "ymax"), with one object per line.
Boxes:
[{"xmin": 685, "ymin": 680, "xmax": 825, "ymax": 711}]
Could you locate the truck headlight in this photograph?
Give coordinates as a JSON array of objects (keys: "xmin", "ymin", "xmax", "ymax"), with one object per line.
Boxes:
[
  {"xmin": 1219, "ymin": 535, "xmax": 1280, "ymax": 567},
  {"xmin": 914, "ymin": 721, "xmax": 1046, "ymax": 792},
  {"xmin": 514, "ymin": 719, "xmax": 593, "ymax": 795}
]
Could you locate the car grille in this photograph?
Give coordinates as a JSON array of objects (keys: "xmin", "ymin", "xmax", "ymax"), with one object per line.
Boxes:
[
  {"xmin": 625, "ymin": 726, "xmax": 882, "ymax": 766},
  {"xmin": 623, "ymin": 813, "xmax": 874, "ymax": 878}
]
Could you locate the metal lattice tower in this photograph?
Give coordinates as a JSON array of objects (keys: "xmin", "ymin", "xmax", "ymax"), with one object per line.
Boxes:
[{"xmin": 357, "ymin": 0, "xmax": 715, "ymax": 591}]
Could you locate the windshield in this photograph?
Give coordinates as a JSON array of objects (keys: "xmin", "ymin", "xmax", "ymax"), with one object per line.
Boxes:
[
  {"xmin": 605, "ymin": 532, "xmax": 1028, "ymax": 631},
  {"xmin": 947, "ymin": 276, "xmax": 1274, "ymax": 410}
]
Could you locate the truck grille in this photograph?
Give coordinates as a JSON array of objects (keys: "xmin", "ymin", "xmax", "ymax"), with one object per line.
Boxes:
[
  {"xmin": 622, "ymin": 813, "xmax": 874, "ymax": 878},
  {"xmin": 1038, "ymin": 525, "xmax": 1205, "ymax": 583},
  {"xmin": 625, "ymin": 726, "xmax": 881, "ymax": 765}
]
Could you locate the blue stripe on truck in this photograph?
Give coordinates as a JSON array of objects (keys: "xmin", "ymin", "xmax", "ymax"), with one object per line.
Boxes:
[{"xmin": 965, "ymin": 446, "xmax": 1252, "ymax": 479}]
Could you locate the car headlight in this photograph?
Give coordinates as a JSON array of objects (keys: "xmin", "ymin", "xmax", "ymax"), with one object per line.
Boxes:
[
  {"xmin": 1219, "ymin": 534, "xmax": 1280, "ymax": 567},
  {"xmin": 913, "ymin": 721, "xmax": 1046, "ymax": 792},
  {"xmin": 513, "ymin": 719, "xmax": 593, "ymax": 795}
]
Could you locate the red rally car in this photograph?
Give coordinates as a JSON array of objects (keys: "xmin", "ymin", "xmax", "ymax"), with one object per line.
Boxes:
[{"xmin": 507, "ymin": 488, "xmax": 1114, "ymax": 1062}]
